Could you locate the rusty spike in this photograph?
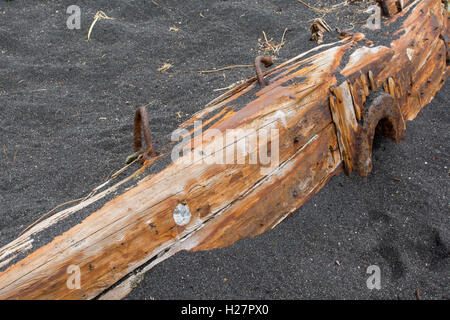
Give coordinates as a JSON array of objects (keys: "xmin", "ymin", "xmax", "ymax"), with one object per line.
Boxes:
[
  {"xmin": 132, "ymin": 106, "xmax": 159, "ymax": 164},
  {"xmin": 254, "ymin": 56, "xmax": 274, "ymax": 87}
]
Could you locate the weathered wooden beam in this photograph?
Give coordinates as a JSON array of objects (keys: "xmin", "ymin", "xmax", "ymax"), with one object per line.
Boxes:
[{"xmin": 0, "ymin": 0, "xmax": 447, "ymax": 299}]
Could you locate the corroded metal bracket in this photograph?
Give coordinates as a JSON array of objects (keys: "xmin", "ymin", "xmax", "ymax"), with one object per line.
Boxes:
[{"xmin": 330, "ymin": 78, "xmax": 406, "ymax": 178}]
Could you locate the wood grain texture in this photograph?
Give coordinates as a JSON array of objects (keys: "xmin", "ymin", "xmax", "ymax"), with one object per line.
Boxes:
[
  {"xmin": 330, "ymin": 0, "xmax": 448, "ymax": 176},
  {"xmin": 0, "ymin": 0, "xmax": 447, "ymax": 300},
  {"xmin": 0, "ymin": 40, "xmax": 349, "ymax": 300}
]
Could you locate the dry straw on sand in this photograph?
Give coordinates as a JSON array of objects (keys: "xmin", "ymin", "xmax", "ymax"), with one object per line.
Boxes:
[{"xmin": 87, "ymin": 11, "xmax": 115, "ymax": 41}]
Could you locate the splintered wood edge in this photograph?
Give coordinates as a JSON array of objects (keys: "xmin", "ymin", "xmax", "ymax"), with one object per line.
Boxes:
[{"xmin": 0, "ymin": 0, "xmax": 447, "ymax": 300}]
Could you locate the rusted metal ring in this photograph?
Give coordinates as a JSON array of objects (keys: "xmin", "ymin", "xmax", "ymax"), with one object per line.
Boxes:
[
  {"xmin": 354, "ymin": 91, "xmax": 405, "ymax": 177},
  {"xmin": 254, "ymin": 56, "xmax": 274, "ymax": 87},
  {"xmin": 133, "ymin": 106, "xmax": 159, "ymax": 163}
]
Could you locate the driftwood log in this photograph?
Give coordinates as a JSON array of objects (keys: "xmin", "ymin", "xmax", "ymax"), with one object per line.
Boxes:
[{"xmin": 0, "ymin": 0, "xmax": 448, "ymax": 299}]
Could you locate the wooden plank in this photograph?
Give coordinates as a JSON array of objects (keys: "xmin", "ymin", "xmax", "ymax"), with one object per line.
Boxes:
[
  {"xmin": 190, "ymin": 124, "xmax": 342, "ymax": 251},
  {"xmin": 0, "ymin": 42, "xmax": 349, "ymax": 300},
  {"xmin": 0, "ymin": 0, "xmax": 447, "ymax": 299},
  {"xmin": 330, "ymin": 0, "xmax": 448, "ymax": 176}
]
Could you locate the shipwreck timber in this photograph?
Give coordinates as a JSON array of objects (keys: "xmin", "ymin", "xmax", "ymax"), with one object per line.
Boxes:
[{"xmin": 0, "ymin": 0, "xmax": 448, "ymax": 299}]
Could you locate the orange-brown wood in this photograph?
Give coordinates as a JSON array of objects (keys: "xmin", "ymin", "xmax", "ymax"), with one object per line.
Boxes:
[
  {"xmin": 330, "ymin": 0, "xmax": 447, "ymax": 176},
  {"xmin": 0, "ymin": 0, "xmax": 447, "ymax": 300}
]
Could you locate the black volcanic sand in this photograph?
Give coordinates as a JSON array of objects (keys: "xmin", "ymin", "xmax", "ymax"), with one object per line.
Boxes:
[{"xmin": 0, "ymin": 0, "xmax": 449, "ymax": 299}]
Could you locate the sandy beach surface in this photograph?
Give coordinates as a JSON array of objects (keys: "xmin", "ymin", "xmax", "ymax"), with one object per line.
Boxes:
[{"xmin": 0, "ymin": 0, "xmax": 448, "ymax": 299}]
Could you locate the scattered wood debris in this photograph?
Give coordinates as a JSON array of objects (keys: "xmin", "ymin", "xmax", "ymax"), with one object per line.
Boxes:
[
  {"xmin": 213, "ymin": 80, "xmax": 245, "ymax": 92},
  {"xmin": 87, "ymin": 11, "xmax": 115, "ymax": 41},
  {"xmin": 197, "ymin": 65, "xmax": 253, "ymax": 74},
  {"xmin": 310, "ymin": 18, "xmax": 331, "ymax": 44},
  {"xmin": 298, "ymin": 0, "xmax": 350, "ymax": 14},
  {"xmin": 169, "ymin": 26, "xmax": 180, "ymax": 32},
  {"xmin": 19, "ymin": 197, "xmax": 86, "ymax": 236},
  {"xmin": 336, "ymin": 26, "xmax": 355, "ymax": 40},
  {"xmin": 258, "ymin": 29, "xmax": 288, "ymax": 55},
  {"xmin": 157, "ymin": 62, "xmax": 173, "ymax": 73}
]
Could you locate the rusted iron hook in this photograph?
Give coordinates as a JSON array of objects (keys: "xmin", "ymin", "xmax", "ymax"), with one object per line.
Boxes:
[
  {"xmin": 254, "ymin": 56, "xmax": 274, "ymax": 87},
  {"xmin": 129, "ymin": 106, "xmax": 159, "ymax": 164}
]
